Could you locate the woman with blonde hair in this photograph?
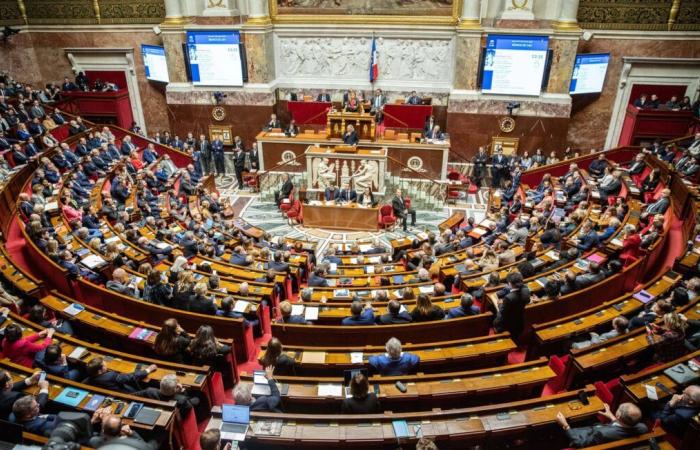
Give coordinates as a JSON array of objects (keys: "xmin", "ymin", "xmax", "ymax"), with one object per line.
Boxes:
[
  {"xmin": 173, "ymin": 271, "xmax": 196, "ymax": 310},
  {"xmin": 650, "ymin": 312, "xmax": 687, "ymax": 362}
]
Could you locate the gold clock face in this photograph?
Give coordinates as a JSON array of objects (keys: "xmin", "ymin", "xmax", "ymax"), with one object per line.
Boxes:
[
  {"xmin": 212, "ymin": 106, "xmax": 226, "ymax": 122},
  {"xmin": 499, "ymin": 116, "xmax": 516, "ymax": 133}
]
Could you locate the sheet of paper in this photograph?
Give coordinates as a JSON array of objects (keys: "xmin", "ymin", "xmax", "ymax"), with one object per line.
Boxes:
[
  {"xmin": 291, "ymin": 304, "xmax": 305, "ymax": 316},
  {"xmin": 350, "ymin": 352, "xmax": 363, "ymax": 364},
  {"xmin": 304, "ymin": 306, "xmax": 319, "ymax": 321},
  {"xmin": 233, "ymin": 300, "xmax": 249, "ymax": 313},
  {"xmin": 644, "ymin": 384, "xmax": 658, "ymax": 400},
  {"xmin": 317, "ymin": 383, "xmax": 343, "ymax": 397}
]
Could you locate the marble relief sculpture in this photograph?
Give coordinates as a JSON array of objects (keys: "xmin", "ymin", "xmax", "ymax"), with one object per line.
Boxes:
[
  {"xmin": 313, "ymin": 157, "xmax": 337, "ymax": 188},
  {"xmin": 277, "ymin": 0, "xmax": 453, "ymax": 15},
  {"xmin": 276, "ymin": 36, "xmax": 453, "ymax": 83},
  {"xmin": 351, "ymin": 160, "xmax": 379, "ymax": 191}
]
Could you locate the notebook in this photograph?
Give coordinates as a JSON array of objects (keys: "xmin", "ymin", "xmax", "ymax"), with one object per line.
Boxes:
[
  {"xmin": 68, "ymin": 346, "xmax": 88, "ymax": 360},
  {"xmin": 392, "ymin": 420, "xmax": 410, "ymax": 438},
  {"xmin": 220, "ymin": 404, "xmax": 250, "ymax": 441},
  {"xmin": 62, "ymin": 303, "xmax": 85, "ymax": 317},
  {"xmin": 300, "ymin": 351, "xmax": 325, "ymax": 364},
  {"xmin": 632, "ymin": 290, "xmax": 655, "ymax": 304},
  {"xmin": 317, "ymin": 383, "xmax": 343, "ymax": 397},
  {"xmin": 233, "ymin": 300, "xmax": 250, "ymax": 313},
  {"xmin": 54, "ymin": 387, "xmax": 89, "ymax": 407},
  {"xmin": 84, "ymin": 395, "xmax": 105, "ymax": 412}
]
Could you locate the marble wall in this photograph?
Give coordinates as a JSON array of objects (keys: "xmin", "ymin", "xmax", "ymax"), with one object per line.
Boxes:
[
  {"xmin": 567, "ymin": 36, "xmax": 700, "ymax": 150},
  {"xmin": 3, "ymin": 29, "xmax": 170, "ymax": 134}
]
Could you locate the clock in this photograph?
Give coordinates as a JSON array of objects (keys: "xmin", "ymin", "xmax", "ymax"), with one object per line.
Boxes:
[
  {"xmin": 212, "ymin": 106, "xmax": 226, "ymax": 122},
  {"xmin": 499, "ymin": 116, "xmax": 516, "ymax": 133}
]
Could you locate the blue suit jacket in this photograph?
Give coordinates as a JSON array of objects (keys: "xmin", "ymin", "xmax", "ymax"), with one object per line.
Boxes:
[
  {"xmin": 341, "ymin": 308, "xmax": 375, "ymax": 325},
  {"xmin": 368, "ymin": 352, "xmax": 419, "ymax": 376},
  {"xmin": 308, "ymin": 273, "xmax": 329, "ymax": 287},
  {"xmin": 446, "ymin": 305, "xmax": 480, "ymax": 318}
]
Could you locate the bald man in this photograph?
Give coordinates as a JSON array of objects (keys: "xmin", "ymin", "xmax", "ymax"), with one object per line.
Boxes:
[
  {"xmin": 556, "ymin": 402, "xmax": 647, "ymax": 447},
  {"xmin": 656, "ymin": 385, "xmax": 700, "ymax": 435},
  {"xmin": 105, "ymin": 268, "xmax": 139, "ymax": 297}
]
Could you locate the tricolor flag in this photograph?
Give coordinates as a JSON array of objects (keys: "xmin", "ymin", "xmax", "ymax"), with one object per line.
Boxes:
[{"xmin": 369, "ymin": 37, "xmax": 379, "ymax": 83}]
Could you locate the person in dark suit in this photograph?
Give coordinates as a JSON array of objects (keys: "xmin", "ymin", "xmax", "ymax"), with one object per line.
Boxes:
[
  {"xmin": 308, "ymin": 267, "xmax": 329, "ymax": 287},
  {"xmin": 343, "ymin": 124, "xmax": 358, "ymax": 145},
  {"xmin": 134, "ymin": 374, "xmax": 199, "ymax": 416},
  {"xmin": 392, "ymin": 188, "xmax": 416, "ymax": 231},
  {"xmin": 377, "ymin": 300, "xmax": 413, "ymax": 324},
  {"xmin": 574, "ymin": 222, "xmax": 600, "ymax": 251},
  {"xmin": 233, "ymin": 147, "xmax": 246, "ymax": 190},
  {"xmin": 11, "ymin": 144, "xmax": 28, "ymax": 166},
  {"xmin": 368, "ymin": 338, "xmax": 419, "ymax": 376},
  {"xmin": 341, "ymin": 301, "xmax": 376, "ymax": 326},
  {"xmin": 423, "ymin": 115, "xmax": 435, "ymax": 136},
  {"xmin": 11, "ymin": 393, "xmax": 57, "ymax": 436},
  {"xmin": 0, "ymin": 370, "xmax": 44, "ymax": 420},
  {"xmin": 425, "ymin": 125, "xmax": 444, "ymax": 140},
  {"xmin": 269, "ymin": 251, "xmax": 290, "ymax": 273},
  {"xmin": 491, "ymin": 147, "xmax": 509, "ymax": 188},
  {"xmin": 34, "ymin": 344, "xmax": 81, "ymax": 381},
  {"xmin": 317, "ymin": 91, "xmax": 331, "ymax": 102},
  {"xmin": 406, "ymin": 91, "xmax": 421, "ymax": 105},
  {"xmin": 233, "ymin": 365, "xmax": 282, "ymax": 412},
  {"xmin": 588, "ymin": 153, "xmax": 608, "ymax": 178},
  {"xmin": 472, "ymin": 146, "xmax": 489, "ymax": 187},
  {"xmin": 370, "ymin": 88, "xmax": 386, "ymax": 114},
  {"xmin": 556, "ymin": 402, "xmax": 648, "ymax": 447},
  {"xmin": 211, "ymin": 136, "xmax": 225, "ymax": 175},
  {"xmin": 358, "ymin": 186, "xmax": 376, "ymax": 207},
  {"xmin": 88, "ymin": 414, "xmax": 148, "ymax": 448},
  {"xmin": 188, "ymin": 283, "xmax": 217, "ymax": 315},
  {"xmin": 643, "ymin": 189, "xmax": 671, "ymax": 218},
  {"xmin": 285, "ymin": 119, "xmax": 299, "ymax": 137},
  {"xmin": 598, "ymin": 170, "xmax": 622, "ymax": 204},
  {"xmin": 61, "ymin": 77, "xmax": 78, "ymax": 91},
  {"xmin": 633, "ymin": 94, "xmax": 653, "ymax": 109},
  {"xmin": 341, "ymin": 372, "xmax": 380, "ymax": 414},
  {"xmin": 274, "ymin": 173, "xmax": 293, "ymax": 206},
  {"xmin": 264, "ymin": 114, "xmax": 281, "ymax": 131},
  {"xmin": 324, "ymin": 182, "xmax": 340, "ymax": 201},
  {"xmin": 627, "ymin": 153, "xmax": 646, "ymax": 176},
  {"xmin": 120, "ymin": 135, "xmax": 137, "ymax": 156},
  {"xmin": 338, "ymin": 181, "xmax": 357, "ymax": 202},
  {"xmin": 248, "ymin": 142, "xmax": 260, "ymax": 171},
  {"xmin": 85, "ymin": 356, "xmax": 156, "ymax": 393},
  {"xmin": 654, "ymin": 385, "xmax": 700, "ymax": 436},
  {"xmin": 493, "ymin": 272, "xmax": 530, "ymax": 342},
  {"xmin": 197, "ymin": 134, "xmax": 211, "ymax": 175},
  {"xmin": 279, "ymin": 300, "xmax": 308, "ymax": 324},
  {"xmin": 446, "ymin": 294, "xmax": 480, "ymax": 318}
]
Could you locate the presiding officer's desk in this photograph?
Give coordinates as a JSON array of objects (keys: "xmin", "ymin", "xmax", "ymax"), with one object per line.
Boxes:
[
  {"xmin": 255, "ymin": 131, "xmax": 450, "ymax": 180},
  {"xmin": 303, "ymin": 201, "xmax": 379, "ymax": 231},
  {"xmin": 204, "ymin": 386, "xmax": 602, "ymax": 449}
]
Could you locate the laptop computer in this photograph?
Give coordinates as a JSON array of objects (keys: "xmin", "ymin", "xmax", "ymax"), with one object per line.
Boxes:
[
  {"xmin": 343, "ymin": 368, "xmax": 368, "ymax": 397},
  {"xmin": 220, "ymin": 404, "xmax": 250, "ymax": 442}
]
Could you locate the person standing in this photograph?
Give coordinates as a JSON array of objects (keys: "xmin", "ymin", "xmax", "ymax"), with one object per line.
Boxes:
[
  {"xmin": 211, "ymin": 135, "xmax": 225, "ymax": 176},
  {"xmin": 234, "ymin": 146, "xmax": 246, "ymax": 190},
  {"xmin": 392, "ymin": 188, "xmax": 416, "ymax": 232},
  {"xmin": 198, "ymin": 134, "xmax": 211, "ymax": 175},
  {"xmin": 472, "ymin": 146, "xmax": 489, "ymax": 188}
]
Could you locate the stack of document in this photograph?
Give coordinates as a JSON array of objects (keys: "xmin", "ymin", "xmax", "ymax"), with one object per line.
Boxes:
[
  {"xmin": 317, "ymin": 384, "xmax": 343, "ymax": 397},
  {"xmin": 233, "ymin": 300, "xmax": 250, "ymax": 313}
]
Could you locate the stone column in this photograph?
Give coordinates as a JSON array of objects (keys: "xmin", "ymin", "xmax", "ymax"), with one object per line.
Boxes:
[
  {"xmin": 163, "ymin": 0, "xmax": 183, "ymax": 22},
  {"xmin": 247, "ymin": 0, "xmax": 271, "ymax": 25},
  {"xmin": 555, "ymin": 0, "xmax": 580, "ymax": 30},
  {"xmin": 459, "ymin": 0, "xmax": 481, "ymax": 28}
]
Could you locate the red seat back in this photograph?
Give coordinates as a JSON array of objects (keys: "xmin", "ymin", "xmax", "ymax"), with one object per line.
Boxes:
[
  {"xmin": 380, "ymin": 204, "xmax": 393, "ymax": 217},
  {"xmin": 208, "ymin": 371, "xmax": 227, "ymax": 406},
  {"xmin": 176, "ymin": 408, "xmax": 200, "ymax": 450}
]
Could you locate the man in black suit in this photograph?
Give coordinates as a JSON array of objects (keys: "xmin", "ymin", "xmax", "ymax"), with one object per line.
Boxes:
[
  {"xmin": 233, "ymin": 147, "xmax": 246, "ymax": 190},
  {"xmin": 285, "ymin": 119, "xmax": 299, "ymax": 137},
  {"xmin": 556, "ymin": 402, "xmax": 648, "ymax": 447},
  {"xmin": 324, "ymin": 182, "xmax": 340, "ymax": 201},
  {"xmin": 317, "ymin": 91, "xmax": 331, "ymax": 102},
  {"xmin": 275, "ymin": 173, "xmax": 293, "ymax": 206},
  {"xmin": 392, "ymin": 188, "xmax": 416, "ymax": 231},
  {"xmin": 264, "ymin": 113, "xmax": 281, "ymax": 131},
  {"xmin": 0, "ymin": 370, "xmax": 44, "ymax": 420},
  {"xmin": 491, "ymin": 147, "xmax": 509, "ymax": 188},
  {"xmin": 598, "ymin": 170, "xmax": 622, "ymax": 204},
  {"xmin": 85, "ymin": 356, "xmax": 156, "ymax": 393},
  {"xmin": 198, "ymin": 134, "xmax": 211, "ymax": 175},
  {"xmin": 338, "ymin": 181, "xmax": 357, "ymax": 203},
  {"xmin": 61, "ymin": 77, "xmax": 78, "ymax": 91},
  {"xmin": 211, "ymin": 136, "xmax": 225, "ymax": 175},
  {"xmin": 248, "ymin": 142, "xmax": 260, "ymax": 171},
  {"xmin": 425, "ymin": 125, "xmax": 444, "ymax": 140},
  {"xmin": 493, "ymin": 271, "xmax": 530, "ymax": 342},
  {"xmin": 343, "ymin": 124, "xmax": 358, "ymax": 145},
  {"xmin": 654, "ymin": 385, "xmax": 700, "ymax": 436},
  {"xmin": 134, "ymin": 374, "xmax": 199, "ymax": 416},
  {"xmin": 423, "ymin": 115, "xmax": 435, "ymax": 136},
  {"xmin": 233, "ymin": 365, "xmax": 282, "ymax": 412},
  {"xmin": 377, "ymin": 300, "xmax": 412, "ymax": 324},
  {"xmin": 406, "ymin": 91, "xmax": 421, "ymax": 105}
]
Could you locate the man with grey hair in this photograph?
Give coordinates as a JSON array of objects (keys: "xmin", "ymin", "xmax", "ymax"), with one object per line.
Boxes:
[
  {"xmin": 299, "ymin": 288, "xmax": 313, "ymax": 302},
  {"xmin": 410, "ymin": 268, "xmax": 431, "ymax": 284},
  {"xmin": 655, "ymin": 384, "xmax": 700, "ymax": 435},
  {"xmin": 135, "ymin": 373, "xmax": 200, "ymax": 416},
  {"xmin": 367, "ymin": 337, "xmax": 419, "ymax": 375},
  {"xmin": 106, "ymin": 267, "xmax": 139, "ymax": 297},
  {"xmin": 556, "ymin": 402, "xmax": 647, "ymax": 447},
  {"xmin": 233, "ymin": 365, "xmax": 281, "ymax": 412}
]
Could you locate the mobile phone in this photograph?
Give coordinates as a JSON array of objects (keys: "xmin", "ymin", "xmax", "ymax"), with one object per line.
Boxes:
[
  {"xmin": 395, "ymin": 381, "xmax": 407, "ymax": 393},
  {"xmin": 38, "ymin": 371, "xmax": 46, "ymax": 383},
  {"xmin": 114, "ymin": 402, "xmax": 125, "ymax": 415},
  {"xmin": 655, "ymin": 382, "xmax": 674, "ymax": 395}
]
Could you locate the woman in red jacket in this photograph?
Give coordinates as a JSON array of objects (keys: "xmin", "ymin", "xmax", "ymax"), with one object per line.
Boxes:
[
  {"xmin": 619, "ymin": 224, "xmax": 643, "ymax": 266},
  {"xmin": 1, "ymin": 323, "xmax": 54, "ymax": 367}
]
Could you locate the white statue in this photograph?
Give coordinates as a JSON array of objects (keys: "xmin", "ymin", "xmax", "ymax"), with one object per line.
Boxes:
[
  {"xmin": 351, "ymin": 159, "xmax": 378, "ymax": 191},
  {"xmin": 314, "ymin": 157, "xmax": 336, "ymax": 189}
]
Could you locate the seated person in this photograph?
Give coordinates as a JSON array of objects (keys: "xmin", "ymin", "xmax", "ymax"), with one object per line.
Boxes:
[
  {"xmin": 368, "ymin": 337, "xmax": 419, "ymax": 376},
  {"xmin": 308, "ymin": 267, "xmax": 329, "ymax": 287},
  {"xmin": 89, "ymin": 413, "xmax": 149, "ymax": 448},
  {"xmin": 338, "ymin": 181, "xmax": 357, "ymax": 203},
  {"xmin": 556, "ymin": 402, "xmax": 648, "ymax": 447},
  {"xmin": 11, "ymin": 393, "xmax": 56, "ymax": 436},
  {"xmin": 446, "ymin": 293, "xmax": 480, "ymax": 318},
  {"xmin": 134, "ymin": 374, "xmax": 199, "ymax": 416},
  {"xmin": 85, "ymin": 356, "xmax": 156, "ymax": 393},
  {"xmin": 410, "ymin": 294, "xmax": 445, "ymax": 322},
  {"xmin": 342, "ymin": 300, "xmax": 375, "ymax": 326},
  {"xmin": 0, "ymin": 370, "xmax": 44, "ymax": 420},
  {"xmin": 377, "ymin": 300, "xmax": 412, "ymax": 325},
  {"xmin": 571, "ymin": 316, "xmax": 629, "ymax": 350},
  {"xmin": 278, "ymin": 300, "xmax": 308, "ymax": 324},
  {"xmin": 653, "ymin": 385, "xmax": 700, "ymax": 435},
  {"xmin": 106, "ymin": 268, "xmax": 139, "ymax": 298},
  {"xmin": 343, "ymin": 124, "xmax": 359, "ymax": 145},
  {"xmin": 34, "ymin": 344, "xmax": 81, "ymax": 381},
  {"xmin": 341, "ymin": 371, "xmax": 381, "ymax": 414},
  {"xmin": 324, "ymin": 182, "xmax": 340, "ymax": 201},
  {"xmin": 233, "ymin": 365, "xmax": 281, "ymax": 412},
  {"xmin": 628, "ymin": 298, "xmax": 673, "ymax": 329}
]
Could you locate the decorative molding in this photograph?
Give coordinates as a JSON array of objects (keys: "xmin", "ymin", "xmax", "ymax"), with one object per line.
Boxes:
[{"xmin": 577, "ymin": 0, "xmax": 700, "ymax": 31}]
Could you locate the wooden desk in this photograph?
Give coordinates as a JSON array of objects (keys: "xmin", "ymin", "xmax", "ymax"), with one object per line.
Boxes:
[
  {"xmin": 327, "ymin": 110, "xmax": 375, "ymax": 139},
  {"xmin": 303, "ymin": 202, "xmax": 379, "ymax": 231}
]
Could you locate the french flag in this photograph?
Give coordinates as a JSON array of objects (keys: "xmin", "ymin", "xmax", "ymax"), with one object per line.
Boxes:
[{"xmin": 369, "ymin": 37, "xmax": 378, "ymax": 83}]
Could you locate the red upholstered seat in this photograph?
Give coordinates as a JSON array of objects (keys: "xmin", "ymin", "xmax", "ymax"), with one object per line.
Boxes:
[
  {"xmin": 285, "ymin": 200, "xmax": 303, "ymax": 224},
  {"xmin": 404, "ymin": 197, "xmax": 411, "ymax": 209},
  {"xmin": 279, "ymin": 187, "xmax": 295, "ymax": 213},
  {"xmin": 379, "ymin": 204, "xmax": 396, "ymax": 230},
  {"xmin": 176, "ymin": 408, "xmax": 200, "ymax": 450},
  {"xmin": 208, "ymin": 371, "xmax": 227, "ymax": 406}
]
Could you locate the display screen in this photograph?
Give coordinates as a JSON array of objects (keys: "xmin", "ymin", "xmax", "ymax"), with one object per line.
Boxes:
[
  {"xmin": 481, "ymin": 34, "xmax": 549, "ymax": 96},
  {"xmin": 569, "ymin": 53, "xmax": 610, "ymax": 95},
  {"xmin": 186, "ymin": 31, "xmax": 243, "ymax": 87},
  {"xmin": 141, "ymin": 45, "xmax": 169, "ymax": 83}
]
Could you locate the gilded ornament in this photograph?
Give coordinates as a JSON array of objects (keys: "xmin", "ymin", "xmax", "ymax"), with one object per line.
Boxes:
[
  {"xmin": 499, "ymin": 116, "xmax": 516, "ymax": 133},
  {"xmin": 212, "ymin": 106, "xmax": 226, "ymax": 122}
]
